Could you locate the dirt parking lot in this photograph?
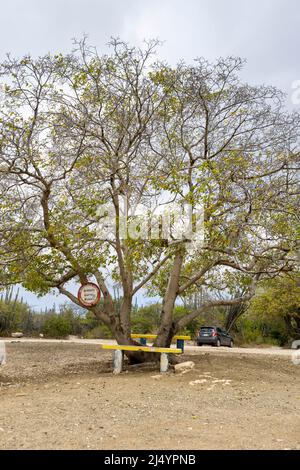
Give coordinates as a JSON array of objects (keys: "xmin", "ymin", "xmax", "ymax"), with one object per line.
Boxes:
[{"xmin": 0, "ymin": 341, "xmax": 299, "ymax": 450}]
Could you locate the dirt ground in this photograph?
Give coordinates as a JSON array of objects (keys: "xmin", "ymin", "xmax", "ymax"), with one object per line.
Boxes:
[{"xmin": 0, "ymin": 342, "xmax": 299, "ymax": 450}]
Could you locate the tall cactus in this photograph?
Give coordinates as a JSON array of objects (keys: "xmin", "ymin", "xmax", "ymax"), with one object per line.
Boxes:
[{"xmin": 13, "ymin": 287, "xmax": 20, "ymax": 309}]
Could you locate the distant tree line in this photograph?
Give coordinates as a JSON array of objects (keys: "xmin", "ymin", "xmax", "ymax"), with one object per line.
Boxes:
[{"xmin": 1, "ymin": 274, "xmax": 299, "ymax": 345}]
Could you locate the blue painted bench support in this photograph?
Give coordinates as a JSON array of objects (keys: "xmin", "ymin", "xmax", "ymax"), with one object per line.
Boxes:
[
  {"xmin": 131, "ymin": 334, "xmax": 191, "ymax": 352},
  {"xmin": 176, "ymin": 338, "xmax": 185, "ymax": 352}
]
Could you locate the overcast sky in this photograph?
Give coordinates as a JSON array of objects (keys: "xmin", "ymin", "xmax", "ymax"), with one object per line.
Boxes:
[{"xmin": 1, "ymin": 0, "xmax": 299, "ymax": 309}]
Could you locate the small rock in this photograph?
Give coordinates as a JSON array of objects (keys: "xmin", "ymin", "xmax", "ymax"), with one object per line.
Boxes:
[
  {"xmin": 11, "ymin": 332, "xmax": 23, "ymax": 338},
  {"xmin": 174, "ymin": 361, "xmax": 195, "ymax": 373}
]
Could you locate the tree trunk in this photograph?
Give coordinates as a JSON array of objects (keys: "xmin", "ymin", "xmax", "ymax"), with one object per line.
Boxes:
[
  {"xmin": 154, "ymin": 252, "xmax": 184, "ymax": 348},
  {"xmin": 284, "ymin": 315, "xmax": 294, "ymax": 339},
  {"xmin": 92, "ymin": 253, "xmax": 185, "ymax": 363},
  {"xmin": 115, "ymin": 329, "xmax": 161, "ymax": 364},
  {"xmin": 294, "ymin": 316, "xmax": 300, "ymax": 335}
]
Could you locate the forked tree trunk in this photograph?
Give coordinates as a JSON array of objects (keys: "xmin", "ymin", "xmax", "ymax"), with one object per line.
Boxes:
[
  {"xmin": 99, "ymin": 308, "xmax": 159, "ymax": 364},
  {"xmin": 153, "ymin": 252, "xmax": 183, "ymax": 349},
  {"xmin": 92, "ymin": 253, "xmax": 184, "ymax": 364}
]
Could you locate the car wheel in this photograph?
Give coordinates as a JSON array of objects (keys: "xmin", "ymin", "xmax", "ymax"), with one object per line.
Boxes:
[
  {"xmin": 197, "ymin": 343, "xmax": 202, "ymax": 347},
  {"xmin": 229, "ymin": 340, "xmax": 234, "ymax": 348},
  {"xmin": 216, "ymin": 339, "xmax": 221, "ymax": 347}
]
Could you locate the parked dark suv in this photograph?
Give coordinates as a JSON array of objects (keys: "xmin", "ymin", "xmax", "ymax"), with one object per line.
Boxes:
[{"xmin": 196, "ymin": 326, "xmax": 234, "ymax": 348}]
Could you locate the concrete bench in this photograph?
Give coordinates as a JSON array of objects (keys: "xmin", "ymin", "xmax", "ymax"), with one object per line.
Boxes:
[
  {"xmin": 130, "ymin": 334, "xmax": 191, "ymax": 351},
  {"xmin": 101, "ymin": 344, "xmax": 182, "ymax": 374}
]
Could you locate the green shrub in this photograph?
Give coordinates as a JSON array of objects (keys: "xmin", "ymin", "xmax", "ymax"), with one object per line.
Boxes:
[
  {"xmin": 42, "ymin": 315, "xmax": 72, "ymax": 338},
  {"xmin": 131, "ymin": 303, "xmax": 161, "ymax": 334},
  {"xmin": 84, "ymin": 324, "xmax": 112, "ymax": 339}
]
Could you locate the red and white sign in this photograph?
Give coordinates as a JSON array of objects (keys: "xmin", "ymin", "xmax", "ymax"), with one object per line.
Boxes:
[{"xmin": 77, "ymin": 283, "xmax": 101, "ymax": 307}]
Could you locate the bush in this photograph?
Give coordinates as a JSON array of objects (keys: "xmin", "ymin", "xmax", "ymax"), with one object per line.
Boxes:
[
  {"xmin": 0, "ymin": 288, "xmax": 34, "ymax": 336},
  {"xmin": 131, "ymin": 303, "xmax": 161, "ymax": 334},
  {"xmin": 236, "ymin": 315, "xmax": 285, "ymax": 346},
  {"xmin": 84, "ymin": 324, "xmax": 112, "ymax": 339},
  {"xmin": 42, "ymin": 315, "xmax": 72, "ymax": 338}
]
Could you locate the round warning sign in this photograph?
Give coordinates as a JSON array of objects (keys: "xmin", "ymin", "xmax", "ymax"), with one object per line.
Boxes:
[{"xmin": 77, "ymin": 283, "xmax": 101, "ymax": 307}]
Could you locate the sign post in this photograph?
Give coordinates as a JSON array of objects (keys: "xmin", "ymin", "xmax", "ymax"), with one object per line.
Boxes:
[{"xmin": 77, "ymin": 283, "xmax": 101, "ymax": 307}]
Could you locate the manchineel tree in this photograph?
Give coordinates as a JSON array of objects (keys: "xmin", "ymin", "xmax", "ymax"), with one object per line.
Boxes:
[{"xmin": 0, "ymin": 39, "xmax": 299, "ymax": 362}]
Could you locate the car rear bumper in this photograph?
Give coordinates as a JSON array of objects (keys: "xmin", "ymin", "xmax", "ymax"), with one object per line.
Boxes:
[{"xmin": 197, "ymin": 336, "xmax": 218, "ymax": 345}]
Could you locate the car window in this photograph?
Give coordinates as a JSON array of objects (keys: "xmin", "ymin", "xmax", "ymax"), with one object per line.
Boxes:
[{"xmin": 200, "ymin": 327, "xmax": 214, "ymax": 334}]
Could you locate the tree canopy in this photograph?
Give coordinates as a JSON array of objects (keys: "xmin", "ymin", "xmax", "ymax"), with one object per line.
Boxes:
[{"xmin": 0, "ymin": 39, "xmax": 299, "ymax": 351}]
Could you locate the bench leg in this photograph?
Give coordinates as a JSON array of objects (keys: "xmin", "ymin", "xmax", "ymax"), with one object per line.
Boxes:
[
  {"xmin": 113, "ymin": 349, "xmax": 123, "ymax": 374},
  {"xmin": 160, "ymin": 352, "xmax": 169, "ymax": 373}
]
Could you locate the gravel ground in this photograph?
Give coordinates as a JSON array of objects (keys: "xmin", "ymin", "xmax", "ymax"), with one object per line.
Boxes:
[{"xmin": 0, "ymin": 342, "xmax": 299, "ymax": 450}]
